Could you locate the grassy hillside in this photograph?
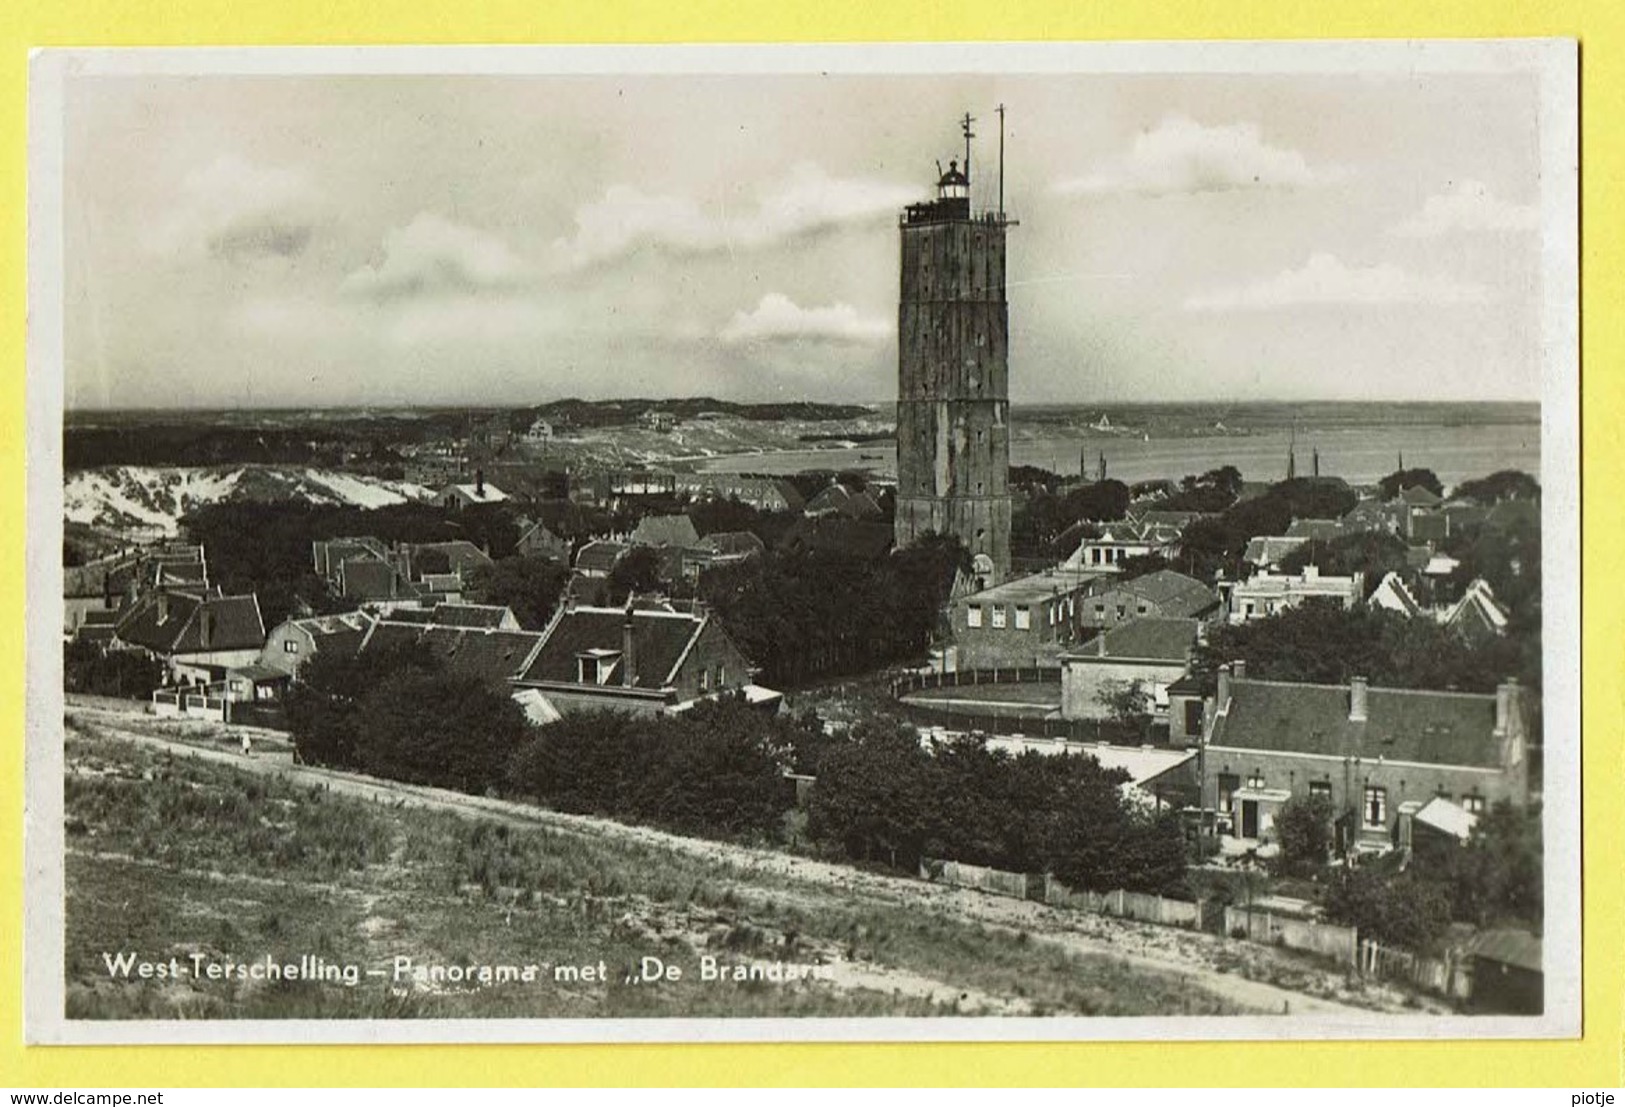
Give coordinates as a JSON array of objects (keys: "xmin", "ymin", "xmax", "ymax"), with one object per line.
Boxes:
[{"xmin": 65, "ymin": 724, "xmax": 1247, "ymax": 1020}]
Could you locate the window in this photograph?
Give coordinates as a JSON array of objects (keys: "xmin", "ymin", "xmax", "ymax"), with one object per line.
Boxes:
[
  {"xmin": 1247, "ymin": 772, "xmax": 1266, "ymax": 790},
  {"xmin": 284, "ymin": 640, "xmax": 298, "ymax": 653},
  {"xmin": 1461, "ymin": 794, "xmax": 1486, "ymax": 815},
  {"xmin": 1094, "ymin": 603, "xmax": 1105, "ymax": 614},
  {"xmin": 717, "ymin": 664, "xmax": 727, "ymax": 687},
  {"xmin": 1309, "ymin": 780, "xmax": 1333, "ymax": 800},
  {"xmin": 1115, "ymin": 605, "xmax": 1126, "ymax": 619},
  {"xmin": 990, "ymin": 606, "xmax": 1007, "ymax": 629},
  {"xmin": 966, "ymin": 605, "xmax": 983, "ymax": 629},
  {"xmin": 1217, "ymin": 773, "xmax": 1240, "ymax": 814},
  {"xmin": 1363, "ymin": 786, "xmax": 1388, "ymax": 828},
  {"xmin": 1014, "ymin": 606, "xmax": 1030, "ymax": 630},
  {"xmin": 700, "ymin": 668, "xmax": 710, "ymax": 691},
  {"xmin": 1183, "ymin": 700, "xmax": 1203, "ymax": 737},
  {"xmin": 1137, "ymin": 604, "xmax": 1149, "ymax": 614},
  {"xmin": 1244, "ymin": 602, "xmax": 1257, "ymax": 617}
]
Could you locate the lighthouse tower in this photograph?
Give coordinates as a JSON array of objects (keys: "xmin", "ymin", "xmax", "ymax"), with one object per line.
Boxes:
[{"xmin": 893, "ymin": 111, "xmax": 1014, "ymax": 588}]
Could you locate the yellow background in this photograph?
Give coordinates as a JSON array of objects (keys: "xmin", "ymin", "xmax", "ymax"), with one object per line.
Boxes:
[{"xmin": 3, "ymin": 0, "xmax": 1618, "ymax": 1088}]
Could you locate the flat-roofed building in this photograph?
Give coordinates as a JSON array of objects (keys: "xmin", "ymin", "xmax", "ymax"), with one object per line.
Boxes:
[{"xmin": 949, "ymin": 567, "xmax": 1100, "ymax": 668}]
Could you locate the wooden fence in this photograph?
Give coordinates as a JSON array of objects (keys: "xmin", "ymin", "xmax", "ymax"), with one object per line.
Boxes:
[
  {"xmin": 919, "ymin": 857, "xmax": 1203, "ymax": 929},
  {"xmin": 1359, "ymin": 939, "xmax": 1472, "ymax": 1000},
  {"xmin": 1224, "ymin": 906, "xmax": 1359, "ymax": 964}
]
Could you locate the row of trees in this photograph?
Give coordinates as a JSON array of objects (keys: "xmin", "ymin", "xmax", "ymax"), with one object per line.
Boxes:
[
  {"xmin": 285, "ymin": 641, "xmax": 1191, "ymax": 894},
  {"xmin": 696, "ymin": 534, "xmax": 968, "ymax": 688},
  {"xmin": 1193, "ymin": 601, "xmax": 1540, "ymax": 693},
  {"xmin": 808, "ymin": 718, "xmax": 1189, "ymax": 893}
]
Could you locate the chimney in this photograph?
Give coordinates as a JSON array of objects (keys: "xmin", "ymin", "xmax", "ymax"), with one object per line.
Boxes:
[
  {"xmin": 476, "ymin": 468, "xmax": 485, "ymax": 498},
  {"xmin": 1303, "ymin": 564, "xmax": 1320, "ymax": 581},
  {"xmin": 1494, "ymin": 678, "xmax": 1518, "ymax": 737},
  {"xmin": 199, "ymin": 603, "xmax": 214, "ymax": 650},
  {"xmin": 1350, "ymin": 675, "xmax": 1369, "ymax": 722},
  {"xmin": 621, "ymin": 605, "xmax": 637, "ymax": 689},
  {"xmin": 1232, "ymin": 659, "xmax": 1247, "ymax": 681},
  {"xmin": 156, "ymin": 590, "xmax": 169, "ymax": 623},
  {"xmin": 1217, "ymin": 663, "xmax": 1232, "ymax": 710}
]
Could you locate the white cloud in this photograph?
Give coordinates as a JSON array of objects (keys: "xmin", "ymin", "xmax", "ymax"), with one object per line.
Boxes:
[
  {"xmin": 554, "ymin": 163, "xmax": 915, "ymax": 269},
  {"xmin": 719, "ymin": 293, "xmax": 892, "ymax": 345},
  {"xmin": 341, "ymin": 213, "xmax": 536, "ymax": 301},
  {"xmin": 152, "ymin": 154, "xmax": 322, "ymax": 261},
  {"xmin": 1391, "ymin": 180, "xmax": 1539, "ymax": 237},
  {"xmin": 1054, "ymin": 116, "xmax": 1328, "ymax": 198},
  {"xmin": 1184, "ymin": 253, "xmax": 1490, "ymax": 311}
]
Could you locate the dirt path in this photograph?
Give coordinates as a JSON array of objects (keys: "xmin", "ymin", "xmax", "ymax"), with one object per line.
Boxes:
[{"xmin": 66, "ymin": 703, "xmax": 1424, "ymax": 1018}]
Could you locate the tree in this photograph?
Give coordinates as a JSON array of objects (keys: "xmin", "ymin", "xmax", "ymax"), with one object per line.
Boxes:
[
  {"xmin": 354, "ymin": 668, "xmax": 531, "ymax": 794},
  {"xmin": 63, "ymin": 640, "xmax": 165, "ymax": 699},
  {"xmin": 464, "ymin": 555, "xmax": 569, "ymax": 629},
  {"xmin": 1411, "ymin": 800, "xmax": 1542, "ymax": 931},
  {"xmin": 1096, "ymin": 678, "xmax": 1152, "ymax": 742},
  {"xmin": 1379, "ymin": 468, "xmax": 1444, "ymax": 500},
  {"xmin": 1324, "ymin": 867, "xmax": 1453, "ymax": 952},
  {"xmin": 605, "ymin": 546, "xmax": 664, "ymax": 604},
  {"xmin": 1278, "ymin": 531, "xmax": 1410, "ymax": 596},
  {"xmin": 1274, "ymin": 794, "xmax": 1337, "ymax": 875},
  {"xmin": 806, "ymin": 717, "xmax": 935, "ymax": 870},
  {"xmin": 285, "ymin": 638, "xmax": 440, "ymax": 769},
  {"xmin": 1454, "ymin": 470, "xmax": 1540, "ymax": 504}
]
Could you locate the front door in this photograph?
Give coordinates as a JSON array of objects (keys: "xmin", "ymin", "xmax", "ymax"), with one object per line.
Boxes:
[{"xmin": 1241, "ymin": 800, "xmax": 1259, "ymax": 840}]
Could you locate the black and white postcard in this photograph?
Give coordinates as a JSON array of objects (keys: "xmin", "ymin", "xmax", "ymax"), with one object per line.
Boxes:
[{"xmin": 24, "ymin": 40, "xmax": 1580, "ymax": 1044}]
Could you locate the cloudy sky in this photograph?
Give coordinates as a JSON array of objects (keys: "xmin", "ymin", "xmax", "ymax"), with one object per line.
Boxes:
[{"xmin": 60, "ymin": 65, "xmax": 1551, "ymax": 409}]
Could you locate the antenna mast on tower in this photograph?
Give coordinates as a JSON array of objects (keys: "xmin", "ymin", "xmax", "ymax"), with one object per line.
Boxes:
[
  {"xmin": 961, "ymin": 112, "xmax": 976, "ymax": 191},
  {"xmin": 997, "ymin": 103, "xmax": 1007, "ymax": 216}
]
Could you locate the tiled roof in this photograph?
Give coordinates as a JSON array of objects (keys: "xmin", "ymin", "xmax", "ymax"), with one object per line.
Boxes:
[
  {"xmin": 575, "ymin": 540, "xmax": 628, "ymax": 574},
  {"xmin": 517, "ymin": 606, "xmax": 707, "ymax": 691},
  {"xmin": 700, "ymin": 531, "xmax": 766, "ymax": 557},
  {"xmin": 1396, "ymin": 485, "xmax": 1443, "ymax": 507},
  {"xmin": 1464, "ymin": 929, "xmax": 1542, "ymax": 973},
  {"xmin": 442, "ymin": 482, "xmax": 510, "ymax": 503},
  {"xmin": 1114, "ymin": 569, "xmax": 1218, "ymax": 616},
  {"xmin": 1370, "ymin": 572, "xmax": 1422, "ymax": 617},
  {"xmin": 778, "ymin": 516, "xmax": 893, "ymax": 560},
  {"xmin": 631, "ymin": 514, "xmax": 701, "ymax": 548},
  {"xmin": 340, "ymin": 558, "xmax": 400, "ymax": 600},
  {"xmin": 1284, "ymin": 518, "xmax": 1348, "ymax": 541},
  {"xmin": 1243, "ymin": 535, "xmax": 1309, "ymax": 566},
  {"xmin": 290, "ymin": 612, "xmax": 373, "ymax": 659},
  {"xmin": 406, "ymin": 541, "xmax": 493, "ymax": 578},
  {"xmin": 418, "ymin": 626, "xmax": 544, "ymax": 690},
  {"xmin": 806, "ymin": 483, "xmax": 882, "ymax": 519},
  {"xmin": 1211, "ymin": 677, "xmax": 1511, "ymax": 768},
  {"xmin": 1076, "ymin": 617, "xmax": 1199, "ymax": 662},
  {"xmin": 116, "ymin": 591, "xmax": 265, "ymax": 655},
  {"xmin": 428, "ymin": 603, "xmax": 515, "ymax": 629}
]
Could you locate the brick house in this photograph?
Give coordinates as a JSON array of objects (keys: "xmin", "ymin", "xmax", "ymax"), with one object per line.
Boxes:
[
  {"xmin": 259, "ymin": 611, "xmax": 375, "ymax": 679},
  {"xmin": 113, "ymin": 587, "xmax": 266, "ymax": 684},
  {"xmin": 1203, "ymin": 662, "xmax": 1531, "ymax": 852},
  {"xmin": 1060, "ymin": 617, "xmax": 1201, "ymax": 724},
  {"xmin": 948, "ymin": 567, "xmax": 1100, "ymax": 668},
  {"xmin": 1220, "ymin": 566, "xmax": 1364, "ymax": 624},
  {"xmin": 510, "ymin": 600, "xmax": 757, "ymax": 717},
  {"xmin": 1077, "ymin": 568, "xmax": 1219, "ymax": 631}
]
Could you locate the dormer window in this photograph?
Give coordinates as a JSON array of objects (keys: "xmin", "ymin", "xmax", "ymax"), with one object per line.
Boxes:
[{"xmin": 576, "ymin": 649, "xmax": 621, "ymax": 686}]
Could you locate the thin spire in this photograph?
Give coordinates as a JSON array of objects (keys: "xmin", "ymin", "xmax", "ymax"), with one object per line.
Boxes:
[
  {"xmin": 996, "ymin": 103, "xmax": 1007, "ymax": 216},
  {"xmin": 961, "ymin": 112, "xmax": 976, "ymax": 187}
]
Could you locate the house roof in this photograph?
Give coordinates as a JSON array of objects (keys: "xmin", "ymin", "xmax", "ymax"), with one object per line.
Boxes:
[
  {"xmin": 1284, "ymin": 518, "xmax": 1348, "ymax": 541},
  {"xmin": 419, "ymin": 626, "xmax": 544, "ymax": 689},
  {"xmin": 1396, "ymin": 484, "xmax": 1444, "ymax": 507},
  {"xmin": 1113, "ymin": 569, "xmax": 1218, "ymax": 616},
  {"xmin": 428, "ymin": 603, "xmax": 515, "ymax": 629},
  {"xmin": 805, "ymin": 483, "xmax": 883, "ymax": 519},
  {"xmin": 442, "ymin": 482, "xmax": 510, "ymax": 503},
  {"xmin": 288, "ymin": 612, "xmax": 373, "ymax": 658},
  {"xmin": 406, "ymin": 541, "xmax": 493, "ymax": 578},
  {"xmin": 1210, "ymin": 677, "xmax": 1512, "ymax": 768},
  {"xmin": 1370, "ymin": 572, "xmax": 1423, "ymax": 617},
  {"xmin": 116, "ymin": 591, "xmax": 265, "ymax": 655},
  {"xmin": 575, "ymin": 540, "xmax": 628, "ymax": 574},
  {"xmin": 1464, "ymin": 929, "xmax": 1542, "ymax": 973},
  {"xmin": 631, "ymin": 514, "xmax": 701, "ymax": 548},
  {"xmin": 1243, "ymin": 535, "xmax": 1309, "ymax": 566},
  {"xmin": 1445, "ymin": 580, "xmax": 1510, "ymax": 635},
  {"xmin": 1074, "ymin": 617, "xmax": 1199, "ymax": 663},
  {"xmin": 778, "ymin": 516, "xmax": 894, "ymax": 560},
  {"xmin": 1413, "ymin": 795, "xmax": 1478, "ymax": 841},
  {"xmin": 517, "ymin": 605, "xmax": 710, "ymax": 691},
  {"xmin": 963, "ymin": 567, "xmax": 1099, "ymax": 606},
  {"xmin": 699, "ymin": 531, "xmax": 766, "ymax": 557},
  {"xmin": 339, "ymin": 558, "xmax": 400, "ymax": 600}
]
